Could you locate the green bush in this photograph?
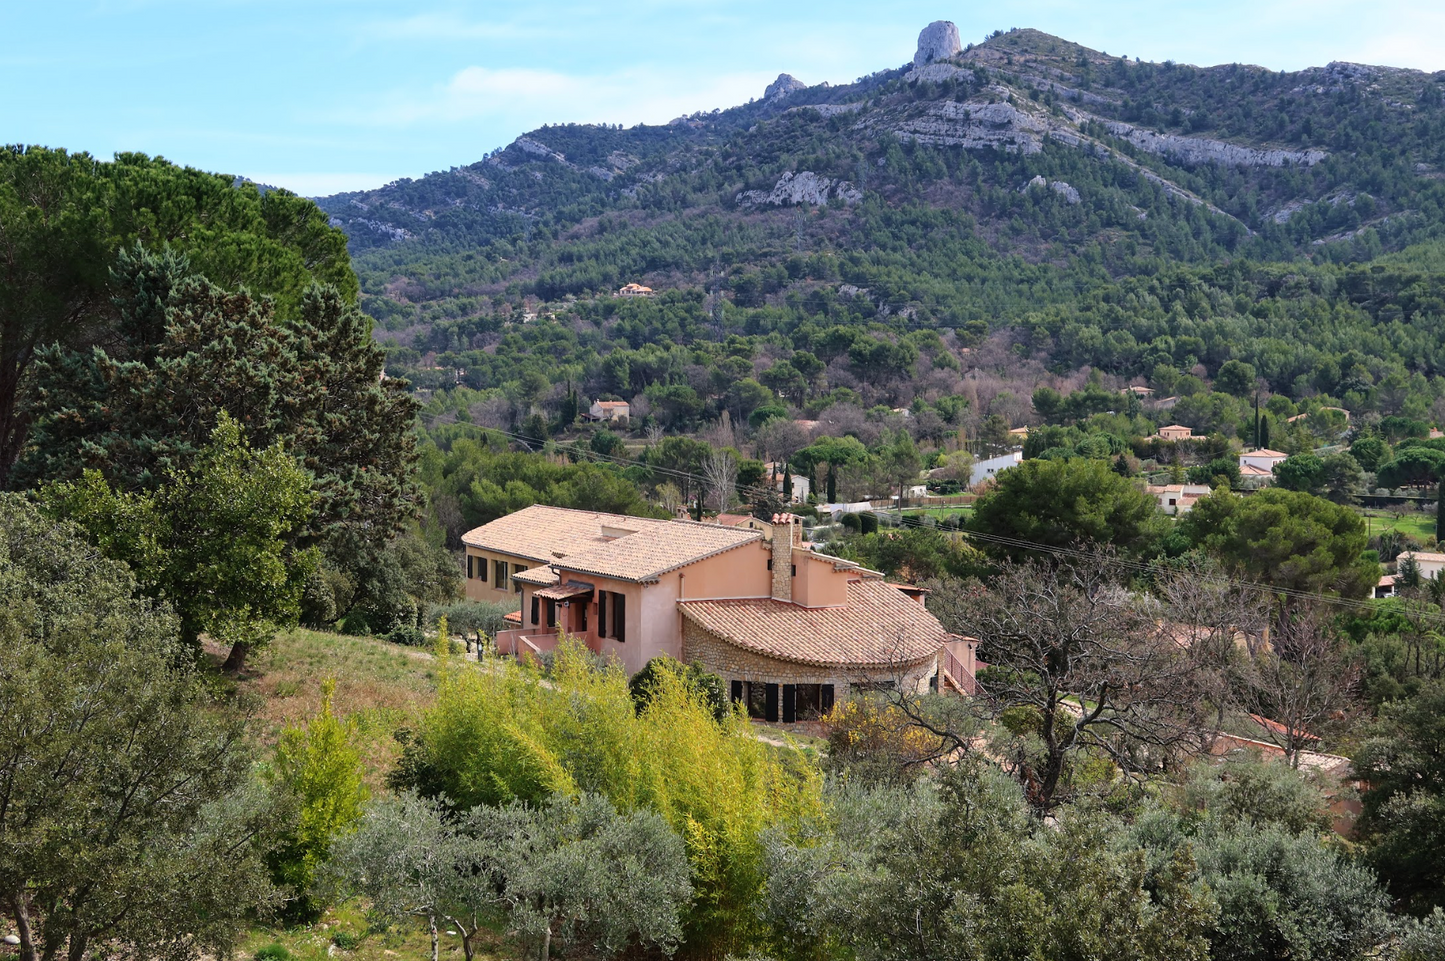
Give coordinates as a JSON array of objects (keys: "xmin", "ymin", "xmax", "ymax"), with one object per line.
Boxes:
[
  {"xmin": 331, "ymin": 931, "xmax": 361, "ymax": 950},
  {"xmin": 337, "ymin": 610, "xmax": 370, "ymax": 636},
  {"xmin": 254, "ymin": 945, "xmax": 293, "ymax": 961},
  {"xmin": 385, "ymin": 625, "xmax": 426, "ymax": 647}
]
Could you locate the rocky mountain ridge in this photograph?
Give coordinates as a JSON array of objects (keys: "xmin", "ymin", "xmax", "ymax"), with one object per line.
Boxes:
[{"xmin": 319, "ymin": 23, "xmax": 1445, "ymax": 308}]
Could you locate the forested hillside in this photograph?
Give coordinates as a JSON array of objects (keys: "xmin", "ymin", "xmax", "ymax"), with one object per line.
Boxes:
[{"xmin": 313, "ymin": 27, "xmax": 1445, "ymax": 427}]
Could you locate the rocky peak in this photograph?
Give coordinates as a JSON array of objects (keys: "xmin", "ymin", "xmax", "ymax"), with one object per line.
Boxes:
[
  {"xmin": 914, "ymin": 20, "xmax": 962, "ymax": 67},
  {"xmin": 765, "ymin": 73, "xmax": 807, "ymax": 101}
]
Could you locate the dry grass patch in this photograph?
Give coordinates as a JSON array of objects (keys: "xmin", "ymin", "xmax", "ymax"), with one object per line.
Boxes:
[{"xmin": 207, "ymin": 629, "xmax": 441, "ymax": 783}]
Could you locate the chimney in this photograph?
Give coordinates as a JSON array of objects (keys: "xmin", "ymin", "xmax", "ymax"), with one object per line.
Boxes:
[{"xmin": 770, "ymin": 514, "xmax": 798, "ymax": 602}]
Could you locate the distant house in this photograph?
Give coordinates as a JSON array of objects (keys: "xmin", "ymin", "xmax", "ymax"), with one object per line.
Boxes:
[
  {"xmin": 1239, "ymin": 448, "xmax": 1289, "ymax": 474},
  {"xmin": 617, "ymin": 283, "xmax": 654, "ymax": 298},
  {"xmin": 1399, "ymin": 551, "xmax": 1445, "ymax": 582},
  {"xmin": 1124, "ymin": 385, "xmax": 1155, "ymax": 398},
  {"xmin": 1153, "ymin": 424, "xmax": 1194, "ymax": 442},
  {"xmin": 588, "ymin": 400, "xmax": 631, "ymax": 423},
  {"xmin": 763, "ymin": 463, "xmax": 810, "ymax": 503},
  {"xmin": 1146, "ymin": 483, "xmax": 1212, "ymax": 515},
  {"xmin": 1375, "ymin": 575, "xmax": 1398, "ymax": 599},
  {"xmin": 1007, "ymin": 426, "xmax": 1030, "ymax": 439},
  {"xmin": 970, "ymin": 450, "xmax": 1023, "ymax": 487},
  {"xmin": 461, "ymin": 506, "xmax": 977, "ymax": 719}
]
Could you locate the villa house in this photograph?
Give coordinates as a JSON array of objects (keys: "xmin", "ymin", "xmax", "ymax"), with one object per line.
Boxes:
[
  {"xmin": 588, "ymin": 400, "xmax": 631, "ymax": 423},
  {"xmin": 462, "ymin": 505, "xmax": 974, "ymax": 722},
  {"xmin": 1240, "ymin": 448, "xmax": 1289, "ymax": 475},
  {"xmin": 1145, "ymin": 483, "xmax": 1212, "ymax": 515},
  {"xmin": 1152, "ymin": 424, "xmax": 1194, "ymax": 442},
  {"xmin": 617, "ymin": 283, "xmax": 654, "ymax": 298}
]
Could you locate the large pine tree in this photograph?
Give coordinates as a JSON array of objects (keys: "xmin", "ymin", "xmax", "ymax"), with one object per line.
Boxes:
[{"xmin": 18, "ymin": 246, "xmax": 419, "ymax": 544}]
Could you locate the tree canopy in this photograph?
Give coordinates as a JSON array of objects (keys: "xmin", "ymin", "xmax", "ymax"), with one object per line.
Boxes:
[{"xmin": 0, "ymin": 147, "xmax": 354, "ymax": 482}]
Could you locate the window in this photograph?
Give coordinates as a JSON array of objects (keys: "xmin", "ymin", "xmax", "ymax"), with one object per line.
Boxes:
[
  {"xmin": 477, "ymin": 556, "xmax": 488, "ymax": 585},
  {"xmin": 530, "ymin": 595, "xmax": 539, "ymax": 627},
  {"xmin": 612, "ymin": 591, "xmax": 626, "ymax": 642},
  {"xmin": 494, "ymin": 560, "xmax": 507, "ymax": 590},
  {"xmin": 598, "ymin": 592, "xmax": 608, "ymax": 638},
  {"xmin": 791, "ymin": 684, "xmax": 834, "ymax": 720},
  {"xmin": 511, "ymin": 566, "xmax": 525, "ymax": 593},
  {"xmin": 745, "ymin": 681, "xmax": 768, "ymax": 719},
  {"xmin": 545, "ymin": 599, "xmax": 556, "ymax": 629}
]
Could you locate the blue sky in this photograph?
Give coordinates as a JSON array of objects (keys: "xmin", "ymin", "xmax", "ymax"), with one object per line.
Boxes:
[{"xmin": 4, "ymin": 1, "xmax": 1442, "ymax": 197}]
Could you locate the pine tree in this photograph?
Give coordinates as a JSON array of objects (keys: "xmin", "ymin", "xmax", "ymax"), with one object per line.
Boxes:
[{"xmin": 19, "ymin": 247, "xmax": 419, "ymax": 544}]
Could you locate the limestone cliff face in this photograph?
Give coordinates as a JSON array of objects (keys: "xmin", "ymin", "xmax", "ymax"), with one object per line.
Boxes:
[
  {"xmin": 914, "ymin": 20, "xmax": 962, "ymax": 67},
  {"xmin": 1102, "ymin": 121, "xmax": 1327, "ymax": 167},
  {"xmin": 765, "ymin": 73, "xmax": 807, "ymax": 101},
  {"xmin": 736, "ymin": 171, "xmax": 863, "ymax": 207},
  {"xmin": 905, "ymin": 62, "xmax": 974, "ymax": 84}
]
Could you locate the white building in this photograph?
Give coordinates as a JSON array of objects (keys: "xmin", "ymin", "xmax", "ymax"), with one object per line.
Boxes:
[
  {"xmin": 970, "ymin": 450, "xmax": 1023, "ymax": 487},
  {"xmin": 1239, "ymin": 448, "xmax": 1289, "ymax": 475},
  {"xmin": 1145, "ymin": 483, "xmax": 1212, "ymax": 516},
  {"xmin": 1399, "ymin": 551, "xmax": 1445, "ymax": 582}
]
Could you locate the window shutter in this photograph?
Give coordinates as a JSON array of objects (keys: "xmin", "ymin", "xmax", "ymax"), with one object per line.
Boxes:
[
  {"xmin": 598, "ymin": 592, "xmax": 608, "ymax": 638},
  {"xmin": 545, "ymin": 600, "xmax": 556, "ymax": 628},
  {"xmin": 530, "ymin": 595, "xmax": 539, "ymax": 626},
  {"xmin": 730, "ymin": 680, "xmax": 743, "ymax": 703},
  {"xmin": 782, "ymin": 685, "xmax": 797, "ymax": 723},
  {"xmin": 821, "ymin": 684, "xmax": 835, "ymax": 714},
  {"xmin": 614, "ymin": 592, "xmax": 626, "ymax": 642},
  {"xmin": 466, "ymin": 555, "xmax": 473, "ymax": 579},
  {"xmin": 765, "ymin": 683, "xmax": 779, "ymax": 723}
]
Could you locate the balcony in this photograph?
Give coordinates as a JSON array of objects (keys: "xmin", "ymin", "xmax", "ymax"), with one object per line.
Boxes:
[{"xmin": 494, "ymin": 628, "xmax": 602, "ymax": 665}]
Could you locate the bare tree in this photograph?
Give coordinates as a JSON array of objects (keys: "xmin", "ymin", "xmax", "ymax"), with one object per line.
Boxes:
[
  {"xmin": 928, "ymin": 557, "xmax": 1212, "ymax": 813},
  {"xmin": 702, "ymin": 448, "xmax": 738, "ymax": 513},
  {"xmin": 1152, "ymin": 560, "xmax": 1272, "ymax": 736},
  {"xmin": 644, "ymin": 422, "xmax": 665, "ymax": 448},
  {"xmin": 1233, "ymin": 604, "xmax": 1360, "ymax": 767}
]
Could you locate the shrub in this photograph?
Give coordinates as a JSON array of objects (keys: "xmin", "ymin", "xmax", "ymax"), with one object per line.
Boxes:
[
  {"xmin": 254, "ymin": 945, "xmax": 293, "ymax": 961},
  {"xmin": 385, "ymin": 624, "xmax": 426, "ymax": 647},
  {"xmin": 330, "ymin": 931, "xmax": 361, "ymax": 950}
]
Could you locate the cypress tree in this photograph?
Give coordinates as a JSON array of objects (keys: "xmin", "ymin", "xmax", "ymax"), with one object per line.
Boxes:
[
  {"xmin": 1437, "ymin": 478, "xmax": 1444, "ymax": 544},
  {"xmin": 1259, "ymin": 415, "xmax": 1271, "ymax": 451},
  {"xmin": 827, "ymin": 463, "xmax": 837, "ymax": 502},
  {"xmin": 782, "ymin": 462, "xmax": 793, "ymax": 504}
]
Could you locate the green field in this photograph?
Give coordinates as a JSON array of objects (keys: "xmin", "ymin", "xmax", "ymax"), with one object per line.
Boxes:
[{"xmin": 1357, "ymin": 508, "xmax": 1437, "ymax": 546}]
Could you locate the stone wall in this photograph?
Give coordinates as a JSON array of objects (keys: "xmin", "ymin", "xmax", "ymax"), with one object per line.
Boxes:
[{"xmin": 681, "ymin": 618, "xmax": 935, "ymax": 694}]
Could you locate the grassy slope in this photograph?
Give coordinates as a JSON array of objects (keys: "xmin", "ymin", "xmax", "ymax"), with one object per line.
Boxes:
[{"xmin": 219, "ymin": 628, "xmax": 516, "ymax": 961}]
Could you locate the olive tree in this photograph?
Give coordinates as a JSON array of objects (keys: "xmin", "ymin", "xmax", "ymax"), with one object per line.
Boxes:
[{"xmin": 0, "ymin": 495, "xmax": 281, "ymax": 961}]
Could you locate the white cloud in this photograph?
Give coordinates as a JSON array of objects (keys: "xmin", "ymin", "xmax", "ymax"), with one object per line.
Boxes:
[
  {"xmin": 353, "ymin": 64, "xmax": 775, "ymax": 131},
  {"xmin": 244, "ymin": 172, "xmax": 408, "ymax": 196}
]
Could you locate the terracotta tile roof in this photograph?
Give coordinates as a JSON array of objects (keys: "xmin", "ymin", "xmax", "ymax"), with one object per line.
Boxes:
[
  {"xmin": 460, "ymin": 505, "xmax": 672, "ymax": 562},
  {"xmin": 1242, "ymin": 448, "xmax": 1289, "ymax": 458},
  {"xmin": 555, "ymin": 521, "xmax": 760, "ymax": 583},
  {"xmin": 535, "ymin": 581, "xmax": 595, "ymax": 601},
  {"xmin": 512, "ymin": 566, "xmax": 559, "ymax": 586},
  {"xmin": 679, "ymin": 577, "xmax": 947, "ymax": 669},
  {"xmin": 1238, "ymin": 464, "xmax": 1273, "ymax": 476}
]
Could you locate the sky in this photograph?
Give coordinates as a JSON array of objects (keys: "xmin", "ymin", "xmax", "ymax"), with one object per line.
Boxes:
[{"xmin": 4, "ymin": 1, "xmax": 1443, "ymax": 197}]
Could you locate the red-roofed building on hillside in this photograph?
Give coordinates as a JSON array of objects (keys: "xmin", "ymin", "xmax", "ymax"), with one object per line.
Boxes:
[{"xmin": 461, "ymin": 505, "xmax": 974, "ymax": 721}]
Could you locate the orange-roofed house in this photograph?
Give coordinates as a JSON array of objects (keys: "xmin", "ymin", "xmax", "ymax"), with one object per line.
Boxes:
[
  {"xmin": 617, "ymin": 283, "xmax": 654, "ymax": 298},
  {"xmin": 462, "ymin": 505, "xmax": 973, "ymax": 722},
  {"xmin": 1240, "ymin": 448, "xmax": 1289, "ymax": 474},
  {"xmin": 1154, "ymin": 424, "xmax": 1194, "ymax": 441},
  {"xmin": 588, "ymin": 399, "xmax": 631, "ymax": 423}
]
